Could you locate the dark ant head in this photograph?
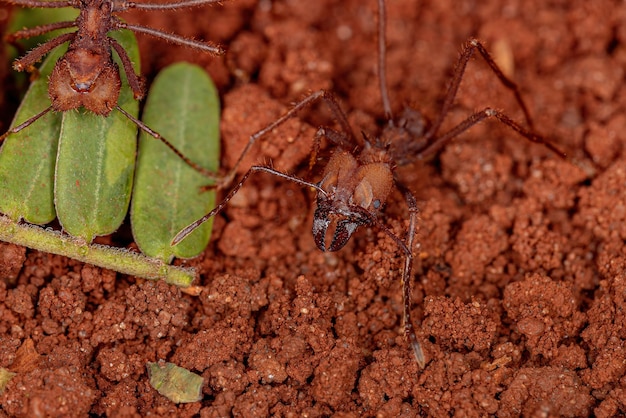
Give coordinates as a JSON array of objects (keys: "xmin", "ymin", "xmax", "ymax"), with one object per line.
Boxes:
[
  {"xmin": 44, "ymin": 0, "xmax": 122, "ymax": 115},
  {"xmin": 312, "ymin": 149, "xmax": 393, "ymax": 252}
]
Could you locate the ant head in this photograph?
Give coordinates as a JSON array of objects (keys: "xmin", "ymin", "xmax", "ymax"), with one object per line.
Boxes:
[
  {"xmin": 312, "ymin": 150, "xmax": 394, "ymax": 252},
  {"xmin": 48, "ymin": 51, "xmax": 121, "ymax": 115}
]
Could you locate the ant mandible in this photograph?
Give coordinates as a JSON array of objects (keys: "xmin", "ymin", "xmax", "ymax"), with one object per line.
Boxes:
[
  {"xmin": 173, "ymin": 0, "xmax": 564, "ymax": 368},
  {"xmin": 0, "ymin": 0, "xmax": 226, "ymax": 175}
]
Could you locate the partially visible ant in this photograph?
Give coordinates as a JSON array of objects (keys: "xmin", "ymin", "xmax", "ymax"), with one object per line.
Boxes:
[
  {"xmin": 173, "ymin": 0, "xmax": 565, "ymax": 368},
  {"xmin": 0, "ymin": 0, "xmax": 226, "ymax": 175}
]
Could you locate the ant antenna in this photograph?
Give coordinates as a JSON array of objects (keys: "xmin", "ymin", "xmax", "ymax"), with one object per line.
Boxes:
[
  {"xmin": 377, "ymin": 0, "xmax": 393, "ymax": 123},
  {"xmin": 171, "ymin": 166, "xmax": 327, "ymax": 245}
]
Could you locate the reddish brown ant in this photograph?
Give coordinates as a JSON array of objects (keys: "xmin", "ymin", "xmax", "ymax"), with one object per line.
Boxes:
[
  {"xmin": 173, "ymin": 0, "xmax": 564, "ymax": 368},
  {"xmin": 0, "ymin": 0, "xmax": 226, "ymax": 175}
]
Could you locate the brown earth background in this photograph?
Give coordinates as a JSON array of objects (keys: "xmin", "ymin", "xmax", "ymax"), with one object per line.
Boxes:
[{"xmin": 0, "ymin": 0, "xmax": 626, "ymax": 416}]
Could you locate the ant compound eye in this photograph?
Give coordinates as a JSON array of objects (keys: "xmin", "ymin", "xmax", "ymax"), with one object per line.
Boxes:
[{"xmin": 373, "ymin": 199, "xmax": 381, "ymax": 209}]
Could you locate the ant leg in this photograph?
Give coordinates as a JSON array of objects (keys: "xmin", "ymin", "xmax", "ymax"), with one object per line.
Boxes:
[
  {"xmin": 3, "ymin": 0, "xmax": 74, "ymax": 8},
  {"xmin": 316, "ymin": 127, "xmax": 354, "ymax": 149},
  {"xmin": 424, "ymin": 38, "xmax": 535, "ymax": 143},
  {"xmin": 469, "ymin": 39, "xmax": 535, "ymax": 128},
  {"xmin": 109, "ymin": 38, "xmax": 145, "ymax": 100},
  {"xmin": 12, "ymin": 32, "xmax": 75, "ymax": 71},
  {"xmin": 396, "ymin": 184, "xmax": 425, "ymax": 368},
  {"xmin": 0, "ymin": 106, "xmax": 53, "ymax": 143},
  {"xmin": 344, "ymin": 176, "xmax": 425, "ymax": 367},
  {"xmin": 6, "ymin": 21, "xmax": 75, "ymax": 60},
  {"xmin": 6, "ymin": 21, "xmax": 76, "ymax": 43},
  {"xmin": 114, "ymin": 106, "xmax": 217, "ymax": 178},
  {"xmin": 307, "ymin": 126, "xmax": 354, "ymax": 170},
  {"xmin": 113, "ymin": 21, "xmax": 224, "ymax": 55},
  {"xmin": 418, "ymin": 107, "xmax": 566, "ymax": 160},
  {"xmin": 116, "ymin": 0, "xmax": 225, "ymax": 11},
  {"xmin": 172, "ymin": 165, "xmax": 325, "ymax": 245},
  {"xmin": 222, "ymin": 90, "xmax": 356, "ymax": 188},
  {"xmin": 377, "ymin": 0, "xmax": 393, "ymax": 121},
  {"xmin": 317, "ymin": 90, "xmax": 356, "ymax": 143},
  {"xmin": 353, "ymin": 193, "xmax": 424, "ymax": 368}
]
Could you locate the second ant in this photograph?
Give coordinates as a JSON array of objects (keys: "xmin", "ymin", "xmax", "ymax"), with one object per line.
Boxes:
[{"xmin": 0, "ymin": 0, "xmax": 226, "ymax": 174}]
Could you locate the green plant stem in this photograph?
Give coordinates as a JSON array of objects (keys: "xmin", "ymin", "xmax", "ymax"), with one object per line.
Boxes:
[{"xmin": 0, "ymin": 215, "xmax": 195, "ymax": 286}]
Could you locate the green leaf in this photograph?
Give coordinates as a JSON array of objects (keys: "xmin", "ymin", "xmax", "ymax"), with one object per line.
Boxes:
[
  {"xmin": 54, "ymin": 29, "xmax": 140, "ymax": 242},
  {"xmin": 131, "ymin": 63, "xmax": 219, "ymax": 262},
  {"xmin": 0, "ymin": 45, "xmax": 65, "ymax": 224},
  {"xmin": 147, "ymin": 362, "xmax": 203, "ymax": 404}
]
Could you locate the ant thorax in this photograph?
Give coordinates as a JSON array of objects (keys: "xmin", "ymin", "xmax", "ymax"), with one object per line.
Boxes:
[{"xmin": 81, "ymin": 0, "xmax": 112, "ymax": 39}]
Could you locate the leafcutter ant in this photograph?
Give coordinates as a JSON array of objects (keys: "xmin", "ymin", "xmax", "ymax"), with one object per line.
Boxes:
[
  {"xmin": 173, "ymin": 0, "xmax": 564, "ymax": 368},
  {"xmin": 0, "ymin": 0, "xmax": 225, "ymax": 175}
]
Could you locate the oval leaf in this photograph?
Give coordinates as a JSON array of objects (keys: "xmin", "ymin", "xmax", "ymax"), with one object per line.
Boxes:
[
  {"xmin": 131, "ymin": 63, "xmax": 219, "ymax": 261},
  {"xmin": 54, "ymin": 29, "xmax": 140, "ymax": 242},
  {"xmin": 0, "ymin": 45, "xmax": 66, "ymax": 224}
]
